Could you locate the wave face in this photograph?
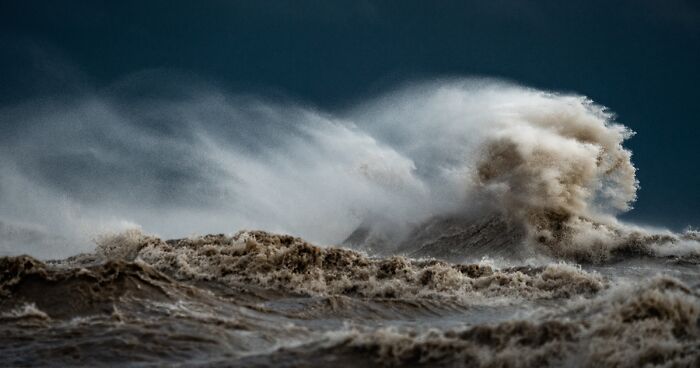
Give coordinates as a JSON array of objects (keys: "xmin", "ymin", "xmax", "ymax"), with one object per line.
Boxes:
[{"xmin": 2, "ymin": 78, "xmax": 696, "ymax": 260}]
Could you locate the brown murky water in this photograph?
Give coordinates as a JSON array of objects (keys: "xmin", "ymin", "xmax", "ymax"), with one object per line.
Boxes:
[{"xmin": 1, "ymin": 230, "xmax": 699, "ymax": 367}]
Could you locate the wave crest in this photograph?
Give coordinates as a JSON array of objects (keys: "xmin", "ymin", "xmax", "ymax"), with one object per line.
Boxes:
[{"xmin": 86, "ymin": 230, "xmax": 605, "ymax": 300}]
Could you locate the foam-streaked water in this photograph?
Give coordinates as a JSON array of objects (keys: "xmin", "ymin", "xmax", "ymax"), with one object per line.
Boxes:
[{"xmin": 1, "ymin": 230, "xmax": 698, "ymax": 367}]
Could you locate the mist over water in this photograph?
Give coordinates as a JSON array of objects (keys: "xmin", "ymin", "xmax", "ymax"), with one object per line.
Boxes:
[{"xmin": 1, "ymin": 77, "xmax": 695, "ymax": 260}]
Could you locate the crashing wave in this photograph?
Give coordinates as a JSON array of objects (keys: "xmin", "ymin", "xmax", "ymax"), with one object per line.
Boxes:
[
  {"xmin": 2, "ymin": 80, "xmax": 698, "ymax": 262},
  {"xmin": 339, "ymin": 81, "xmax": 699, "ymax": 263}
]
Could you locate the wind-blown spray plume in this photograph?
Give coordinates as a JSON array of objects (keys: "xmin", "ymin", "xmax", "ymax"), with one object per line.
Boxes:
[
  {"xmin": 472, "ymin": 92, "xmax": 640, "ymax": 260},
  {"xmin": 0, "ymin": 78, "xmax": 695, "ymax": 260}
]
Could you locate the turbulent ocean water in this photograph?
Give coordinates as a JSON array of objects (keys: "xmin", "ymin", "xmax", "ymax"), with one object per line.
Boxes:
[
  {"xmin": 1, "ymin": 80, "xmax": 699, "ymax": 366},
  {"xmin": 1, "ymin": 228, "xmax": 699, "ymax": 367}
]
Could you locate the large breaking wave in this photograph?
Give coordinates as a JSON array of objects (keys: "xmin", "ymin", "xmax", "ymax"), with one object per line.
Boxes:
[{"xmin": 0, "ymin": 77, "xmax": 697, "ymax": 260}]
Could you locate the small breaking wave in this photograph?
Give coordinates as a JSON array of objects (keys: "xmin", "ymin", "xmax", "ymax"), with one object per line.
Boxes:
[{"xmin": 0, "ymin": 254, "xmax": 175, "ymax": 319}]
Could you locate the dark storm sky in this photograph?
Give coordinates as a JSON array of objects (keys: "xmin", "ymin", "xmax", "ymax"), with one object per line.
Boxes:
[{"xmin": 1, "ymin": 0, "xmax": 698, "ymax": 229}]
